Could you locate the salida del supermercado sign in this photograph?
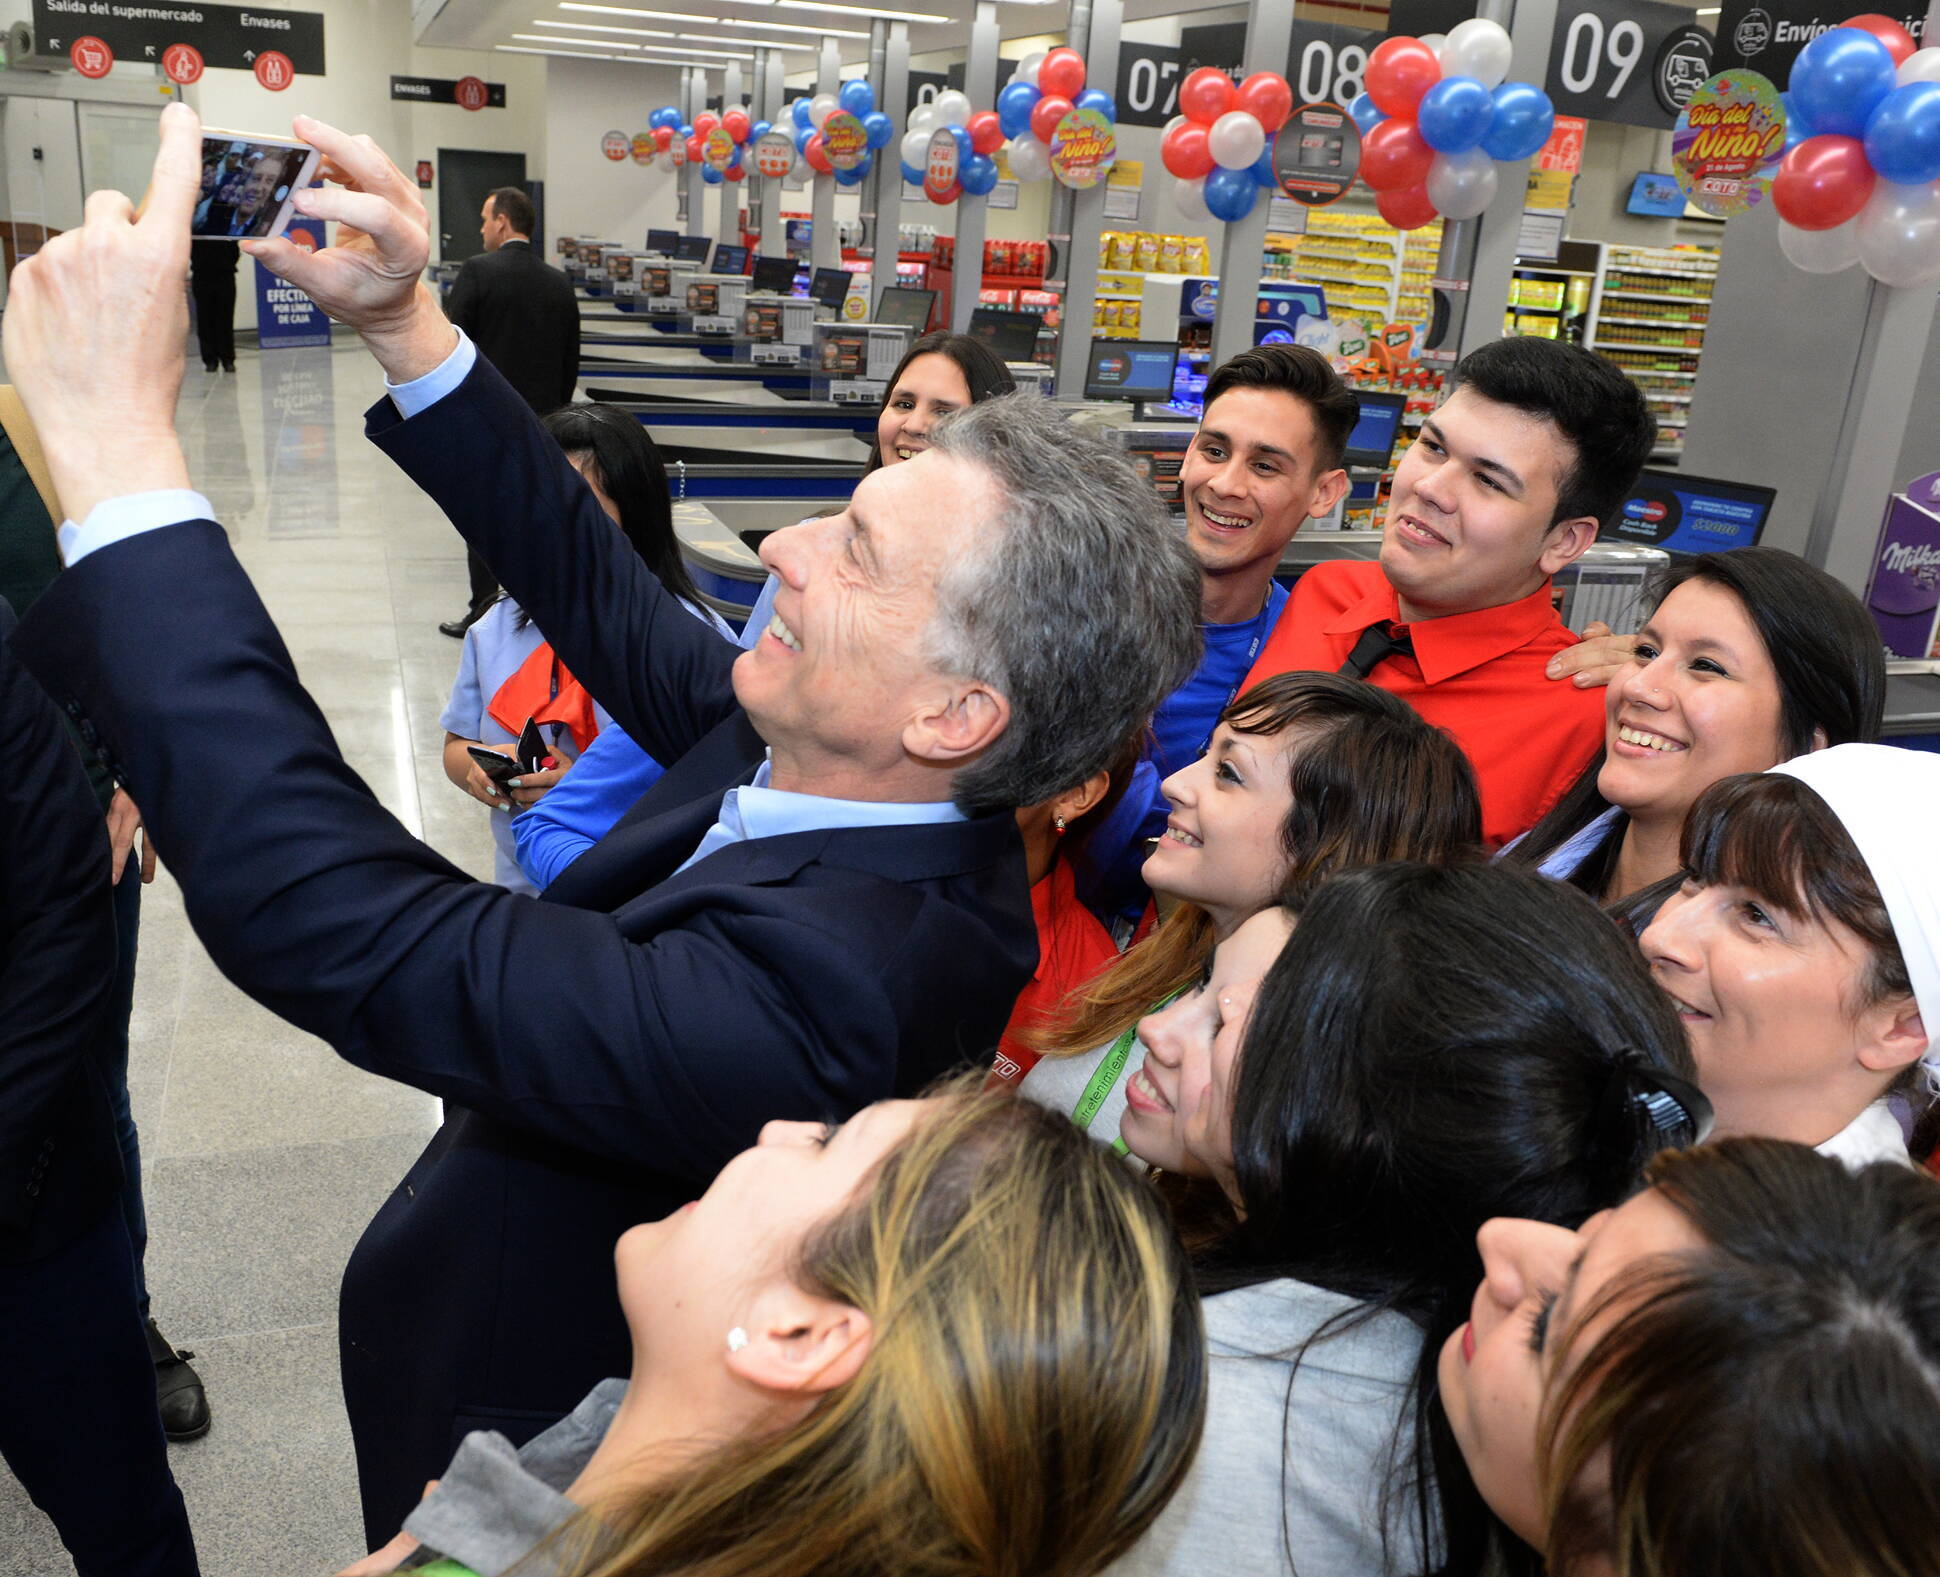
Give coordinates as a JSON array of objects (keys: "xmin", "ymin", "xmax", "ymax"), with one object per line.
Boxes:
[{"xmin": 32, "ymin": 1, "xmax": 325, "ymax": 74}]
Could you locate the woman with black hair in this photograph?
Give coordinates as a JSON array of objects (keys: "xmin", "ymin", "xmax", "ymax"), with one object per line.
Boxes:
[
  {"xmin": 1506, "ymin": 548, "xmax": 1882, "ymax": 907},
  {"xmin": 442, "ymin": 404, "xmax": 734, "ymax": 894},
  {"xmin": 1111, "ymin": 862, "xmax": 1705, "ymax": 1577}
]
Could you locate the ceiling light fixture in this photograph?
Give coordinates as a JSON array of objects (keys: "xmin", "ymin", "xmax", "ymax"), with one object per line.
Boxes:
[
  {"xmin": 774, "ymin": 0, "xmax": 949, "ymax": 22},
  {"xmin": 675, "ymin": 30, "xmax": 811, "ymax": 48},
  {"xmin": 497, "ymin": 43, "xmax": 622, "ymax": 57},
  {"xmin": 718, "ymin": 15, "xmax": 869, "ymax": 35},
  {"xmin": 514, "ymin": 31, "xmax": 637, "ymax": 44},
  {"xmin": 532, "ymin": 18, "xmax": 680, "ymax": 35}
]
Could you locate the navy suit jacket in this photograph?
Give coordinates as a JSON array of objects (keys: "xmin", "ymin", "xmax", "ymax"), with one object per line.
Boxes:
[{"xmin": 12, "ymin": 352, "xmax": 1037, "ymax": 1541}]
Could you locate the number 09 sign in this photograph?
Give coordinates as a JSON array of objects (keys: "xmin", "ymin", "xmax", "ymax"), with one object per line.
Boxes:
[{"xmin": 1544, "ymin": 0, "xmax": 1714, "ymax": 130}]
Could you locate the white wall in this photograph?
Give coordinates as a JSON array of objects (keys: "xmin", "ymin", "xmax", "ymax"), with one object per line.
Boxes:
[{"xmin": 539, "ymin": 55, "xmax": 686, "ymax": 250}]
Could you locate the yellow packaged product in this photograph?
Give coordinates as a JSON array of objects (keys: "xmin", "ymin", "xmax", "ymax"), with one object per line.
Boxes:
[
  {"xmin": 1098, "ymin": 231, "xmax": 1118, "ymax": 267},
  {"xmin": 1183, "ymin": 237, "xmax": 1211, "ymax": 274},
  {"xmin": 1108, "ymin": 231, "xmax": 1136, "ymax": 270},
  {"xmin": 1159, "ymin": 235, "xmax": 1185, "ymax": 273},
  {"xmin": 1132, "ymin": 232, "xmax": 1160, "ymax": 271}
]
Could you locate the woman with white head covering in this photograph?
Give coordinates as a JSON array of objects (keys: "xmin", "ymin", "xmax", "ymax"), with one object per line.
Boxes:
[{"xmin": 1638, "ymin": 743, "xmax": 1939, "ymax": 1167}]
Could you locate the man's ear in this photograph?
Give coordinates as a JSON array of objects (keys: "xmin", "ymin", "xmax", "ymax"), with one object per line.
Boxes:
[
  {"xmin": 1306, "ymin": 466, "xmax": 1350, "ymax": 520},
  {"xmin": 1538, "ymin": 516, "xmax": 1599, "ymax": 578},
  {"xmin": 1857, "ymin": 998, "xmax": 1928, "ymax": 1080},
  {"xmin": 903, "ymin": 682, "xmax": 1009, "ymax": 768},
  {"xmin": 724, "ymin": 1283, "xmax": 875, "ymax": 1398}
]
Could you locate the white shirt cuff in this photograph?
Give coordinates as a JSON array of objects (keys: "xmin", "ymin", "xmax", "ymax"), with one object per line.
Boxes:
[
  {"xmin": 59, "ymin": 490, "xmax": 217, "ymax": 565},
  {"xmin": 387, "ymin": 328, "xmax": 476, "ymax": 418}
]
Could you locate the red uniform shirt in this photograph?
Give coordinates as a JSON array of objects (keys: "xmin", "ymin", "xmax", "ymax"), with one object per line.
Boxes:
[
  {"xmin": 1241, "ymin": 560, "xmax": 1603, "ymax": 848},
  {"xmin": 989, "ymin": 859, "xmax": 1121, "ymax": 1088}
]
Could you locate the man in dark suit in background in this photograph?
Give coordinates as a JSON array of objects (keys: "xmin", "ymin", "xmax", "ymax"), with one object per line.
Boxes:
[{"xmin": 437, "ymin": 185, "xmax": 579, "ymax": 637}]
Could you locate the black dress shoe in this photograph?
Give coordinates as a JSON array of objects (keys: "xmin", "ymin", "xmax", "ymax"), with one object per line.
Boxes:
[
  {"xmin": 144, "ymin": 1318, "xmax": 211, "ymax": 1441},
  {"xmin": 438, "ymin": 603, "xmax": 490, "ymax": 639},
  {"xmin": 220, "ymin": 359, "xmax": 235, "ymax": 372},
  {"xmin": 202, "ymin": 359, "xmax": 218, "ymax": 372}
]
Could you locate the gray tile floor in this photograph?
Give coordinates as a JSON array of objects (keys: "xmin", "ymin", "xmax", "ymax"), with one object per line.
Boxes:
[{"xmin": 0, "ymin": 341, "xmax": 497, "ymax": 1577}]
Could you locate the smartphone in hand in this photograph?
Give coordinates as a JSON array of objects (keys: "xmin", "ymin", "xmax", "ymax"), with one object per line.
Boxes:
[
  {"xmin": 466, "ymin": 746, "xmax": 522, "ymax": 786},
  {"xmin": 193, "ymin": 130, "xmax": 321, "ymax": 242}
]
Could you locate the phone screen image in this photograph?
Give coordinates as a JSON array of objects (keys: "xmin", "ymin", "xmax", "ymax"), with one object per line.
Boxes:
[{"xmin": 193, "ymin": 135, "xmax": 320, "ymax": 241}]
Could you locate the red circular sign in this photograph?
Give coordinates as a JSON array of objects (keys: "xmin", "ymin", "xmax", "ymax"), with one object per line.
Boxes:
[
  {"xmin": 160, "ymin": 42, "xmax": 202, "ymax": 84},
  {"xmin": 253, "ymin": 49, "xmax": 294, "ymax": 90},
  {"xmin": 69, "ymin": 35, "xmax": 113, "ymax": 78},
  {"xmin": 455, "ymin": 75, "xmax": 489, "ymax": 112},
  {"xmin": 923, "ymin": 127, "xmax": 961, "ymax": 205},
  {"xmin": 601, "ymin": 130, "xmax": 629, "ymax": 161}
]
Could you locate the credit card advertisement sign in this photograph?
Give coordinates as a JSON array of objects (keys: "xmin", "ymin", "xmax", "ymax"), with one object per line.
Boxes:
[{"xmin": 1613, "ymin": 475, "xmax": 1772, "ymax": 554}]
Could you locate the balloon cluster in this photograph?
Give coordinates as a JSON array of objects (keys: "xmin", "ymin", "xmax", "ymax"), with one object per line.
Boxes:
[
  {"xmin": 788, "ymin": 81, "xmax": 896, "ymax": 187},
  {"xmin": 993, "ymin": 46, "xmax": 1118, "ymax": 186},
  {"xmin": 1347, "ymin": 20, "xmax": 1555, "ymax": 230},
  {"xmin": 1158, "ymin": 68, "xmax": 1294, "ymax": 221},
  {"xmin": 648, "ymin": 104, "xmax": 687, "ymax": 157},
  {"xmin": 899, "ymin": 88, "xmax": 1004, "ymax": 200},
  {"xmin": 1771, "ymin": 14, "xmax": 1940, "ymax": 287}
]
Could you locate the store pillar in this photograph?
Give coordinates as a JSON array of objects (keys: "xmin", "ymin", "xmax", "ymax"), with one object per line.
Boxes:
[
  {"xmin": 813, "ymin": 37, "xmax": 841, "ymax": 272},
  {"xmin": 1208, "ymin": 0, "xmax": 1294, "ymax": 370},
  {"xmin": 758, "ymin": 50, "xmax": 787, "ymax": 257},
  {"xmin": 1051, "ymin": 0, "xmax": 1124, "ymax": 396},
  {"xmin": 950, "ymin": 1, "xmax": 1002, "ymax": 332},
  {"xmin": 862, "ymin": 21, "xmax": 912, "ymax": 293},
  {"xmin": 681, "ymin": 67, "xmax": 705, "ymax": 239},
  {"xmin": 719, "ymin": 61, "xmax": 744, "ymax": 245}
]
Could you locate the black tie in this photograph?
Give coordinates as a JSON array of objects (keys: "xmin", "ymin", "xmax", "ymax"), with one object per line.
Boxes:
[{"xmin": 1338, "ymin": 623, "xmax": 1415, "ymax": 680}]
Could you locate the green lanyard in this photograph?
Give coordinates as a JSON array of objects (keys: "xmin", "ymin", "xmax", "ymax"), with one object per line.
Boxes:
[{"xmin": 1072, "ymin": 991, "xmax": 1180, "ymax": 1158}]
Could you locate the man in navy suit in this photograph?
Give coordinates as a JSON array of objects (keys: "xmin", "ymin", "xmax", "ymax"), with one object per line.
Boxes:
[{"xmin": 3, "ymin": 107, "xmax": 1201, "ymax": 1550}]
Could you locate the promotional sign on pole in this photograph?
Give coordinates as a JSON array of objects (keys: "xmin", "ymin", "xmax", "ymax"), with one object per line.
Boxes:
[
  {"xmin": 1272, "ymin": 102, "xmax": 1362, "ymax": 207},
  {"xmin": 822, "ymin": 110, "xmax": 869, "ymax": 171},
  {"xmin": 924, "ymin": 127, "xmax": 962, "ymax": 203},
  {"xmin": 1049, "ymin": 107, "xmax": 1117, "ymax": 190},
  {"xmin": 668, "ymin": 135, "xmax": 689, "ymax": 169},
  {"xmin": 1867, "ymin": 469, "xmax": 1940, "ymax": 659},
  {"xmin": 1671, "ymin": 70, "xmax": 1785, "ymax": 217},
  {"xmin": 753, "ymin": 131, "xmax": 795, "ymax": 178},
  {"xmin": 703, "ymin": 127, "xmax": 735, "ymax": 172},
  {"xmin": 1520, "ymin": 114, "xmax": 1587, "ymax": 257},
  {"xmin": 602, "ymin": 130, "xmax": 630, "ymax": 162},
  {"xmin": 630, "ymin": 133, "xmax": 655, "ymax": 166},
  {"xmin": 254, "ymin": 216, "xmax": 331, "ymax": 348}
]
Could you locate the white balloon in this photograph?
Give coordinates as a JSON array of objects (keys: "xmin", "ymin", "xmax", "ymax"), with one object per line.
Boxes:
[
  {"xmin": 1425, "ymin": 147, "xmax": 1498, "ymax": 218},
  {"xmin": 809, "ymin": 92, "xmax": 839, "ymax": 130},
  {"xmin": 1777, "ymin": 216, "xmax": 1861, "ymax": 273},
  {"xmin": 1162, "ymin": 113, "xmax": 1188, "ymax": 138},
  {"xmin": 909, "ymin": 103, "xmax": 939, "ymax": 134},
  {"xmin": 1208, "ymin": 109, "xmax": 1267, "ymax": 170},
  {"xmin": 901, "ymin": 127, "xmax": 931, "ymax": 169},
  {"xmin": 1017, "ymin": 49, "xmax": 1048, "ymax": 87},
  {"xmin": 1857, "ymin": 178, "xmax": 1940, "ymax": 287},
  {"xmin": 1439, "ymin": 18, "xmax": 1514, "ymax": 90},
  {"xmin": 933, "ymin": 88, "xmax": 973, "ymax": 128},
  {"xmin": 792, "ymin": 156, "xmax": 813, "ymax": 182},
  {"xmin": 1419, "ymin": 31, "xmax": 1448, "ymax": 60},
  {"xmin": 1897, "ymin": 46, "xmax": 1940, "ymax": 86},
  {"xmin": 1173, "ymin": 174, "xmax": 1210, "ymax": 221},
  {"xmin": 1007, "ymin": 132, "xmax": 1051, "ymax": 182}
]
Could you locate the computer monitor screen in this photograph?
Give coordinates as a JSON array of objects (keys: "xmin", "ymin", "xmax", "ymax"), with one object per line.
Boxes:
[
  {"xmin": 1626, "ymin": 172, "xmax": 1687, "ymax": 218},
  {"xmin": 969, "ymin": 307, "xmax": 1040, "ymax": 363},
  {"xmin": 810, "ymin": 267, "xmax": 852, "ymax": 310},
  {"xmin": 1342, "ymin": 391, "xmax": 1408, "ymax": 470},
  {"xmin": 646, "ymin": 228, "xmax": 679, "ymax": 255},
  {"xmin": 712, "ymin": 243, "xmax": 748, "ymax": 276},
  {"xmin": 1612, "ymin": 469, "xmax": 1776, "ymax": 554},
  {"xmin": 874, "ymin": 286, "xmax": 936, "ymax": 330},
  {"xmin": 674, "ymin": 235, "xmax": 713, "ymax": 264},
  {"xmin": 750, "ymin": 254, "xmax": 796, "ymax": 294},
  {"xmin": 1083, "ymin": 339, "xmax": 1180, "ymax": 405}
]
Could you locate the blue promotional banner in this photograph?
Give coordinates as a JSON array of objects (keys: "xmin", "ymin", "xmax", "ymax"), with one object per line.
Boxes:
[{"xmin": 253, "ymin": 216, "xmax": 331, "ymax": 348}]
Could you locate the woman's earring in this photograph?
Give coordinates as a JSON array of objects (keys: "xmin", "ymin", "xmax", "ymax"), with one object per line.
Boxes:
[
  {"xmin": 1053, "ymin": 815, "xmax": 1068, "ymax": 835},
  {"xmin": 727, "ymin": 1327, "xmax": 750, "ymax": 1353}
]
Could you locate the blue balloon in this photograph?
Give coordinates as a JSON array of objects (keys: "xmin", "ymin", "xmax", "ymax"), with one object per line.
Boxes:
[
  {"xmin": 863, "ymin": 110, "xmax": 893, "ymax": 149},
  {"xmin": 959, "ymin": 152, "xmax": 998, "ymax": 195},
  {"xmin": 901, "ymin": 160, "xmax": 925, "ymax": 186},
  {"xmin": 1479, "ymin": 81, "xmax": 1554, "ymax": 162},
  {"xmin": 751, "ymin": 119, "xmax": 773, "ymax": 142},
  {"xmin": 701, "ymin": 164, "xmax": 724, "ymax": 185},
  {"xmin": 1249, "ymin": 145, "xmax": 1279, "ymax": 189},
  {"xmin": 1204, "ymin": 165, "xmax": 1258, "ymax": 221},
  {"xmin": 1348, "ymin": 92, "xmax": 1384, "ymax": 134},
  {"xmin": 998, "ymin": 79, "xmax": 1041, "ymax": 139},
  {"xmin": 1075, "ymin": 88, "xmax": 1117, "ymax": 121},
  {"xmin": 839, "ymin": 78, "xmax": 875, "ymax": 117},
  {"xmin": 1789, "ymin": 26, "xmax": 1897, "ymax": 140},
  {"xmin": 1781, "ymin": 91, "xmax": 1811, "ymax": 152},
  {"xmin": 678, "ymin": 124, "xmax": 694, "ymax": 141},
  {"xmin": 1417, "ymin": 75, "xmax": 1495, "ymax": 153},
  {"xmin": 947, "ymin": 124, "xmax": 974, "ymax": 161},
  {"xmin": 834, "ymin": 165, "xmax": 862, "ymax": 186},
  {"xmin": 1864, "ymin": 81, "xmax": 1940, "ymax": 185},
  {"xmin": 852, "ymin": 151, "xmax": 872, "ymax": 177},
  {"xmin": 651, "ymin": 107, "xmax": 675, "ymax": 131},
  {"xmin": 792, "ymin": 97, "xmax": 813, "ymax": 130},
  {"xmin": 794, "ymin": 124, "xmax": 814, "ymax": 154}
]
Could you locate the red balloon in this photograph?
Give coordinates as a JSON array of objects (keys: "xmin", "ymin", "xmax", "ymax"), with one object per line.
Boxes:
[
  {"xmin": 1160, "ymin": 120, "xmax": 1215, "ymax": 179},
  {"xmin": 927, "ymin": 179, "xmax": 961, "ymax": 206},
  {"xmin": 694, "ymin": 111, "xmax": 719, "ymax": 137},
  {"xmin": 1841, "ymin": 12, "xmax": 1918, "ymax": 65},
  {"xmin": 653, "ymin": 126, "xmax": 674, "ymax": 150},
  {"xmin": 804, "ymin": 133, "xmax": 831, "ymax": 174},
  {"xmin": 725, "ymin": 162, "xmax": 746, "ymax": 182},
  {"xmin": 1359, "ymin": 117, "xmax": 1436, "ymax": 192},
  {"xmin": 1377, "ymin": 183, "xmax": 1440, "ymax": 230},
  {"xmin": 1179, "ymin": 66, "xmax": 1235, "ymax": 125},
  {"xmin": 966, "ymin": 109, "xmax": 1005, "ymax": 155},
  {"xmin": 1366, "ymin": 36, "xmax": 1442, "ymax": 119},
  {"xmin": 1234, "ymin": 71, "xmax": 1294, "ymax": 132},
  {"xmin": 723, "ymin": 108, "xmax": 751, "ymax": 143},
  {"xmin": 685, "ymin": 136, "xmax": 704, "ymax": 162},
  {"xmin": 1030, "ymin": 93, "xmax": 1074, "ymax": 144},
  {"xmin": 1772, "ymin": 133, "xmax": 1877, "ymax": 230},
  {"xmin": 1038, "ymin": 45, "xmax": 1086, "ymax": 99}
]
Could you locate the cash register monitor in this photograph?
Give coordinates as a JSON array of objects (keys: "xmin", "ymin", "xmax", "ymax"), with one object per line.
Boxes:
[
  {"xmin": 1083, "ymin": 339, "xmax": 1181, "ymax": 416},
  {"xmin": 1611, "ymin": 469, "xmax": 1775, "ymax": 554},
  {"xmin": 750, "ymin": 254, "xmax": 797, "ymax": 295},
  {"xmin": 646, "ymin": 228, "xmax": 679, "ymax": 255},
  {"xmin": 809, "ymin": 266, "xmax": 852, "ymax": 310},
  {"xmin": 674, "ymin": 235, "xmax": 713, "ymax": 265},
  {"xmin": 1341, "ymin": 391, "xmax": 1408, "ymax": 470},
  {"xmin": 712, "ymin": 243, "xmax": 749, "ymax": 275},
  {"xmin": 968, "ymin": 307, "xmax": 1040, "ymax": 363},
  {"xmin": 874, "ymin": 286, "xmax": 936, "ymax": 331}
]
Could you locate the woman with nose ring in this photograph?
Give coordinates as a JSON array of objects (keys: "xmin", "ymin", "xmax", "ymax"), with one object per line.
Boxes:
[{"xmin": 1506, "ymin": 549, "xmax": 1882, "ymax": 908}]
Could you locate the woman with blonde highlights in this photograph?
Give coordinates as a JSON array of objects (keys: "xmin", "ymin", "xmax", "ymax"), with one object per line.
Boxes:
[{"xmin": 346, "ymin": 1083, "xmax": 1206, "ymax": 1577}]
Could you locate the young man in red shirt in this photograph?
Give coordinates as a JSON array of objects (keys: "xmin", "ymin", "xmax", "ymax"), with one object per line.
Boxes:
[{"xmin": 1242, "ymin": 336, "xmax": 1657, "ymax": 847}]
